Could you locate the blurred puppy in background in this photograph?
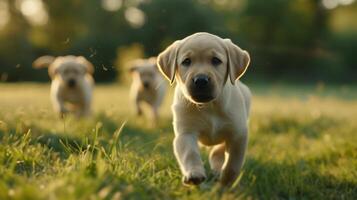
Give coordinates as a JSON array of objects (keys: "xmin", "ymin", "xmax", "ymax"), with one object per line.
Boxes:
[
  {"xmin": 129, "ymin": 57, "xmax": 167, "ymax": 126},
  {"xmin": 33, "ymin": 55, "xmax": 94, "ymax": 118},
  {"xmin": 157, "ymin": 32, "xmax": 251, "ymax": 186}
]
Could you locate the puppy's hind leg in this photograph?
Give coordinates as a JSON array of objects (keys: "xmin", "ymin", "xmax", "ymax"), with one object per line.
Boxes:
[
  {"xmin": 51, "ymin": 95, "xmax": 67, "ymax": 118},
  {"xmin": 220, "ymin": 134, "xmax": 248, "ymax": 186},
  {"xmin": 209, "ymin": 143, "xmax": 226, "ymax": 177},
  {"xmin": 135, "ymin": 99, "xmax": 143, "ymax": 116},
  {"xmin": 77, "ymin": 95, "xmax": 92, "ymax": 118},
  {"xmin": 78, "ymin": 86, "xmax": 93, "ymax": 117},
  {"xmin": 150, "ymin": 105, "xmax": 159, "ymax": 127}
]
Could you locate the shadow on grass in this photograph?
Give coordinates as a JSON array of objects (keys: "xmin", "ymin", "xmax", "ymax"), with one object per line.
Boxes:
[
  {"xmin": 241, "ymin": 157, "xmax": 356, "ymax": 199},
  {"xmin": 94, "ymin": 112, "xmax": 119, "ymax": 136},
  {"xmin": 93, "ymin": 111, "xmax": 173, "ymax": 151},
  {"xmin": 84, "ymin": 172, "xmax": 175, "ymax": 200},
  {"xmin": 0, "ymin": 123, "xmax": 89, "ymax": 159},
  {"xmin": 256, "ymin": 115, "xmax": 339, "ymax": 138},
  {"xmin": 36, "ymin": 133, "xmax": 84, "ymax": 158},
  {"xmin": 119, "ymin": 124, "xmax": 172, "ymax": 153},
  {"xmin": 1, "ymin": 112, "xmax": 174, "ymax": 159}
]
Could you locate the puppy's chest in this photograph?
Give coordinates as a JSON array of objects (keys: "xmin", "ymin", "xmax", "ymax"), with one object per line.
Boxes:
[
  {"xmin": 62, "ymin": 89, "xmax": 83, "ymax": 103},
  {"xmin": 196, "ymin": 111, "xmax": 234, "ymax": 145},
  {"xmin": 138, "ymin": 89, "xmax": 158, "ymax": 103}
]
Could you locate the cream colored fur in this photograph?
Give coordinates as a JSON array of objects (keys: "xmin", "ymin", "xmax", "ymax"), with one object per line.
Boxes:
[
  {"xmin": 33, "ymin": 55, "xmax": 94, "ymax": 118},
  {"xmin": 157, "ymin": 32, "xmax": 251, "ymax": 186},
  {"xmin": 129, "ymin": 57, "xmax": 167, "ymax": 125}
]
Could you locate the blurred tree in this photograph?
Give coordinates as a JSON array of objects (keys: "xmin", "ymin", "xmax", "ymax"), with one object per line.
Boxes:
[
  {"xmin": 0, "ymin": 0, "xmax": 356, "ymax": 83},
  {"xmin": 138, "ymin": 0, "xmax": 223, "ymax": 55},
  {"xmin": 116, "ymin": 43, "xmax": 144, "ymax": 83}
]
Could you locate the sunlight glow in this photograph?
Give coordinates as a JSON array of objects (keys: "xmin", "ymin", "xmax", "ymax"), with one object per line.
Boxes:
[
  {"xmin": 323, "ymin": 0, "xmax": 339, "ymax": 9},
  {"xmin": 339, "ymin": 0, "xmax": 355, "ymax": 5},
  {"xmin": 17, "ymin": 0, "xmax": 48, "ymax": 26},
  {"xmin": 124, "ymin": 7, "xmax": 145, "ymax": 28},
  {"xmin": 214, "ymin": 0, "xmax": 229, "ymax": 6},
  {"xmin": 0, "ymin": 1, "xmax": 10, "ymax": 30},
  {"xmin": 322, "ymin": 0, "xmax": 355, "ymax": 9},
  {"xmin": 101, "ymin": 0, "xmax": 122, "ymax": 12}
]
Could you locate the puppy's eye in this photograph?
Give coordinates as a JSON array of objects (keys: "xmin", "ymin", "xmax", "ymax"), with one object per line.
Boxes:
[
  {"xmin": 212, "ymin": 57, "xmax": 222, "ymax": 66},
  {"xmin": 181, "ymin": 58, "xmax": 191, "ymax": 67}
]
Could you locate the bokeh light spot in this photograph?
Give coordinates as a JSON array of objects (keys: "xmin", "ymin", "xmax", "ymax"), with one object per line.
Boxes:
[
  {"xmin": 17, "ymin": 0, "xmax": 48, "ymax": 26},
  {"xmin": 101, "ymin": 0, "xmax": 122, "ymax": 12},
  {"xmin": 124, "ymin": 7, "xmax": 145, "ymax": 28}
]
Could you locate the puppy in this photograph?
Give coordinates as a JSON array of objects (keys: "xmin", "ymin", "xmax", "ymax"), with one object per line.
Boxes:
[
  {"xmin": 157, "ymin": 32, "xmax": 251, "ymax": 186},
  {"xmin": 129, "ymin": 57, "xmax": 167, "ymax": 125},
  {"xmin": 33, "ymin": 55, "xmax": 94, "ymax": 117}
]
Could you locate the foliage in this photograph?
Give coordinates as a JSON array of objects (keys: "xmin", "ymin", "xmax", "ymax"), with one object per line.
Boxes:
[{"xmin": 0, "ymin": 0, "xmax": 356, "ymax": 83}]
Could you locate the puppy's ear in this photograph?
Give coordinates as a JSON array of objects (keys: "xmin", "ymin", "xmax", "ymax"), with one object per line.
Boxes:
[
  {"xmin": 32, "ymin": 56, "xmax": 55, "ymax": 69},
  {"xmin": 157, "ymin": 40, "xmax": 181, "ymax": 84},
  {"xmin": 77, "ymin": 56, "xmax": 94, "ymax": 74},
  {"xmin": 33, "ymin": 56, "xmax": 57, "ymax": 79},
  {"xmin": 224, "ymin": 39, "xmax": 250, "ymax": 84},
  {"xmin": 147, "ymin": 57, "xmax": 160, "ymax": 72}
]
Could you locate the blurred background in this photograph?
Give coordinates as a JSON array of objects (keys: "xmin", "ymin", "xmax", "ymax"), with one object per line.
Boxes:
[{"xmin": 0, "ymin": 0, "xmax": 356, "ymax": 83}]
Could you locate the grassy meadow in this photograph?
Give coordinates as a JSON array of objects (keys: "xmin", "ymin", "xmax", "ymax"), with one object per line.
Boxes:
[{"xmin": 0, "ymin": 83, "xmax": 356, "ymax": 199}]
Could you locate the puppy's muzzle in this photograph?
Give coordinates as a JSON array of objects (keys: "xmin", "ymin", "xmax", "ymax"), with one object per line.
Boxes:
[
  {"xmin": 67, "ymin": 79, "xmax": 76, "ymax": 88},
  {"xmin": 193, "ymin": 75, "xmax": 209, "ymax": 89},
  {"xmin": 189, "ymin": 74, "xmax": 214, "ymax": 103},
  {"xmin": 143, "ymin": 81, "xmax": 150, "ymax": 89}
]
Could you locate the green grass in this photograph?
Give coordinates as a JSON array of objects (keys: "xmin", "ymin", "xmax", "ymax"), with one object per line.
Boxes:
[{"xmin": 0, "ymin": 83, "xmax": 356, "ymax": 200}]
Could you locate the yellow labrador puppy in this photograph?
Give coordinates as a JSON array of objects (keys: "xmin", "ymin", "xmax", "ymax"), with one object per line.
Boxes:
[
  {"xmin": 33, "ymin": 55, "xmax": 94, "ymax": 117},
  {"xmin": 157, "ymin": 32, "xmax": 251, "ymax": 186},
  {"xmin": 129, "ymin": 57, "xmax": 167, "ymax": 125}
]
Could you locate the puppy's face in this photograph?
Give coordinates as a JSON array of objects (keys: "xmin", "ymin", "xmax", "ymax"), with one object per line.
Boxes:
[
  {"xmin": 54, "ymin": 61, "xmax": 86, "ymax": 88},
  {"xmin": 33, "ymin": 55, "xmax": 94, "ymax": 88},
  {"xmin": 175, "ymin": 38, "xmax": 228, "ymax": 103},
  {"xmin": 157, "ymin": 33, "xmax": 250, "ymax": 104},
  {"xmin": 130, "ymin": 58, "xmax": 159, "ymax": 90}
]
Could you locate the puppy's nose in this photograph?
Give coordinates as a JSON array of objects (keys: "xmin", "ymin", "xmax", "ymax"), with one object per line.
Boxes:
[
  {"xmin": 68, "ymin": 79, "xmax": 76, "ymax": 88},
  {"xmin": 193, "ymin": 74, "xmax": 210, "ymax": 88},
  {"xmin": 143, "ymin": 82, "xmax": 150, "ymax": 89}
]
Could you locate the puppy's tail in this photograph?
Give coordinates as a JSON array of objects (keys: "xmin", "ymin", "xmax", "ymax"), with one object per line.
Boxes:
[{"xmin": 33, "ymin": 55, "xmax": 55, "ymax": 69}]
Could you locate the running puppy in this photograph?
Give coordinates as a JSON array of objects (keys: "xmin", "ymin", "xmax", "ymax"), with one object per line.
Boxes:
[
  {"xmin": 33, "ymin": 55, "xmax": 94, "ymax": 117},
  {"xmin": 129, "ymin": 57, "xmax": 166, "ymax": 125},
  {"xmin": 157, "ymin": 32, "xmax": 251, "ymax": 186}
]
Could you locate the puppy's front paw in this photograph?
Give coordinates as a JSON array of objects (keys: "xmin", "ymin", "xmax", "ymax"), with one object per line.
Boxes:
[
  {"xmin": 220, "ymin": 168, "xmax": 240, "ymax": 186},
  {"xmin": 182, "ymin": 171, "xmax": 206, "ymax": 186}
]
